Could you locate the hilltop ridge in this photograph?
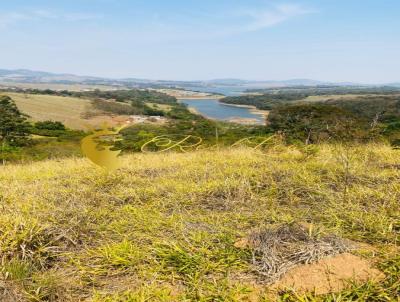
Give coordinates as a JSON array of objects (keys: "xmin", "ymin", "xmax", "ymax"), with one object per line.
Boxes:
[{"xmin": 0, "ymin": 68, "xmax": 392, "ymax": 89}]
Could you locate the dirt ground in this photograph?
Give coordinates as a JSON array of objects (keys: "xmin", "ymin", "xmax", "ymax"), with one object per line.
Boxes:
[{"xmin": 271, "ymin": 253, "xmax": 384, "ymax": 295}]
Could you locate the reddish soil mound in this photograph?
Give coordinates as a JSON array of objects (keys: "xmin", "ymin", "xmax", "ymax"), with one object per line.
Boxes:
[{"xmin": 271, "ymin": 253, "xmax": 384, "ymax": 295}]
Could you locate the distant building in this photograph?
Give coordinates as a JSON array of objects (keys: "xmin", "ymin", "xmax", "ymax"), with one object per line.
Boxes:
[{"xmin": 127, "ymin": 115, "xmax": 166, "ymax": 124}]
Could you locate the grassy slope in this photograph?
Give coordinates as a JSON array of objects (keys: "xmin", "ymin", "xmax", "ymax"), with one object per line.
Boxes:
[
  {"xmin": 1, "ymin": 92, "xmax": 143, "ymax": 131},
  {"xmin": 2, "ymin": 92, "xmax": 92, "ymax": 129},
  {"xmin": 0, "ymin": 145, "xmax": 399, "ymax": 301}
]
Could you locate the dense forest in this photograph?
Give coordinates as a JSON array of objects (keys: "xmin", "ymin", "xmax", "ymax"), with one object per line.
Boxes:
[
  {"xmin": 220, "ymin": 86, "xmax": 400, "ymax": 110},
  {"xmin": 245, "ymin": 85, "xmax": 400, "ymax": 95},
  {"xmin": 221, "ymin": 93, "xmax": 306, "ymax": 110}
]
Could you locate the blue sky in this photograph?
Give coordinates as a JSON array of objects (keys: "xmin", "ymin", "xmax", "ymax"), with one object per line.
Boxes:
[{"xmin": 0, "ymin": 0, "xmax": 399, "ymax": 83}]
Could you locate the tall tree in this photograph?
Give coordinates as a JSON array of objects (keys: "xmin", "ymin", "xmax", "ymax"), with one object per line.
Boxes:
[{"xmin": 0, "ymin": 95, "xmax": 30, "ymax": 154}]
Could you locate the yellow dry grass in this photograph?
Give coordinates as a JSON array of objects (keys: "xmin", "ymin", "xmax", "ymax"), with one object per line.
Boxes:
[
  {"xmin": 2, "ymin": 92, "xmax": 139, "ymax": 130},
  {"xmin": 0, "ymin": 144, "xmax": 399, "ymax": 301},
  {"xmin": 2, "ymin": 92, "xmax": 92, "ymax": 129}
]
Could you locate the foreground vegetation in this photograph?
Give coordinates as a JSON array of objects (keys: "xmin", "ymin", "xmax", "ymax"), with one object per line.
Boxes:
[{"xmin": 1, "ymin": 144, "xmax": 399, "ymax": 301}]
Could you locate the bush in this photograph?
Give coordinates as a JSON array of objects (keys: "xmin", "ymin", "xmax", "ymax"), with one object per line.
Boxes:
[{"xmin": 35, "ymin": 121, "xmax": 66, "ymax": 131}]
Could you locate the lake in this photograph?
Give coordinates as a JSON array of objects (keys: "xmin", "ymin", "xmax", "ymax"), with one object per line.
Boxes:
[{"xmin": 179, "ymin": 99, "xmax": 265, "ymax": 124}]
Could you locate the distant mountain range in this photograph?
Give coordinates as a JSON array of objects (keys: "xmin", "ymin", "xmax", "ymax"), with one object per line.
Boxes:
[
  {"xmin": 0, "ymin": 68, "xmax": 397, "ymax": 89},
  {"xmin": 386, "ymin": 83, "xmax": 400, "ymax": 87}
]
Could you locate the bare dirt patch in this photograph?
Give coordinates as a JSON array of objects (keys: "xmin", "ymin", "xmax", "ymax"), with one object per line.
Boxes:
[
  {"xmin": 242, "ymin": 223, "xmax": 355, "ymax": 284},
  {"xmin": 0, "ymin": 280, "xmax": 25, "ymax": 302},
  {"xmin": 271, "ymin": 253, "xmax": 385, "ymax": 295},
  {"xmin": 236, "ymin": 224, "xmax": 385, "ymax": 297}
]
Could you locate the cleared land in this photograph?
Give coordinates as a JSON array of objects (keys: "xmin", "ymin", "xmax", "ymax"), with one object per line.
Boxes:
[
  {"xmin": 1, "ymin": 93, "xmax": 141, "ymax": 130},
  {"xmin": 146, "ymin": 102, "xmax": 173, "ymax": 112},
  {"xmin": 0, "ymin": 145, "xmax": 398, "ymax": 301},
  {"xmin": 2, "ymin": 92, "xmax": 92, "ymax": 129}
]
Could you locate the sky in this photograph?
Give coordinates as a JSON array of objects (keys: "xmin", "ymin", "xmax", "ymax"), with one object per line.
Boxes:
[{"xmin": 0, "ymin": 0, "xmax": 399, "ymax": 83}]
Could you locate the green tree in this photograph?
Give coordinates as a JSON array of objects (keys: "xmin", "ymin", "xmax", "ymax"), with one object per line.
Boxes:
[
  {"xmin": 0, "ymin": 96, "xmax": 30, "ymax": 156},
  {"xmin": 35, "ymin": 120, "xmax": 66, "ymax": 131},
  {"xmin": 268, "ymin": 103, "xmax": 368, "ymax": 144}
]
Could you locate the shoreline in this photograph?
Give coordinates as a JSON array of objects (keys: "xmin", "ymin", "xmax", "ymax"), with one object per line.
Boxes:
[
  {"xmin": 179, "ymin": 99, "xmax": 267, "ymax": 125},
  {"xmin": 187, "ymin": 111, "xmax": 265, "ymax": 125},
  {"xmin": 154, "ymin": 88, "xmax": 224, "ymax": 100},
  {"xmin": 219, "ymin": 101, "xmax": 269, "ymax": 118},
  {"xmin": 176, "ymin": 95, "xmax": 224, "ymax": 100},
  {"xmin": 176, "ymin": 89, "xmax": 268, "ymax": 124}
]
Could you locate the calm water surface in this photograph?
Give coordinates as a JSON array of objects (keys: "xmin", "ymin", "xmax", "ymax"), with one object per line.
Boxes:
[{"xmin": 179, "ymin": 99, "xmax": 264, "ymax": 124}]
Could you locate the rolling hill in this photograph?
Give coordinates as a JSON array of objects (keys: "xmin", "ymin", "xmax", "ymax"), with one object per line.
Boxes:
[{"xmin": 1, "ymin": 68, "xmax": 397, "ymax": 90}]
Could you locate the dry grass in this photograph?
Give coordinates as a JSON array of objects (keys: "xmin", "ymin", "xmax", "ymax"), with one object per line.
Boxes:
[
  {"xmin": 247, "ymin": 224, "xmax": 354, "ymax": 284},
  {"xmin": 2, "ymin": 92, "xmax": 92, "ymax": 129},
  {"xmin": 146, "ymin": 103, "xmax": 173, "ymax": 112},
  {"xmin": 2, "ymin": 92, "xmax": 140, "ymax": 130},
  {"xmin": 0, "ymin": 144, "xmax": 399, "ymax": 301}
]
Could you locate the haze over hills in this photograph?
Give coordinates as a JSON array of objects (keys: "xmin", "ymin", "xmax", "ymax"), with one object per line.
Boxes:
[
  {"xmin": 386, "ymin": 82, "xmax": 400, "ymax": 87},
  {"xmin": 0, "ymin": 68, "xmax": 393, "ymax": 90}
]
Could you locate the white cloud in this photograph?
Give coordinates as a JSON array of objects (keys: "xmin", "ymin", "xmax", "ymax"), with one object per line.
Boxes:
[
  {"xmin": 0, "ymin": 3, "xmax": 312, "ymax": 38},
  {"xmin": 0, "ymin": 12, "xmax": 30, "ymax": 28},
  {"xmin": 164, "ymin": 3, "xmax": 316, "ymax": 39},
  {"xmin": 32, "ymin": 10, "xmax": 58, "ymax": 19},
  {"xmin": 63, "ymin": 13, "xmax": 103, "ymax": 22},
  {"xmin": 0, "ymin": 9, "xmax": 102, "ymax": 28},
  {"xmin": 239, "ymin": 4, "xmax": 314, "ymax": 32}
]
